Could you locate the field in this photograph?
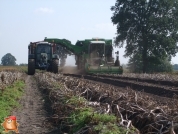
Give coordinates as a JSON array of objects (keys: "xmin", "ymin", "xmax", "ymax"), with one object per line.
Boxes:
[
  {"xmin": 0, "ymin": 66, "xmax": 178, "ymax": 133},
  {"xmin": 0, "ymin": 66, "xmax": 27, "ymax": 72}
]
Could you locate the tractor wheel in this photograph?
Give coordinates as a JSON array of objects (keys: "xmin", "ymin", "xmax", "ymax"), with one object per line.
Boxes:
[
  {"xmin": 28, "ymin": 59, "xmax": 35, "ymax": 75},
  {"xmin": 47, "ymin": 61, "xmax": 52, "ymax": 72},
  {"xmin": 52, "ymin": 60, "xmax": 59, "ymax": 73}
]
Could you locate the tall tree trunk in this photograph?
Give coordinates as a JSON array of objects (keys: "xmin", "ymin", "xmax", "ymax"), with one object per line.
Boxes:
[
  {"xmin": 142, "ymin": 33, "xmax": 148, "ymax": 73},
  {"xmin": 142, "ymin": 47, "xmax": 148, "ymax": 73}
]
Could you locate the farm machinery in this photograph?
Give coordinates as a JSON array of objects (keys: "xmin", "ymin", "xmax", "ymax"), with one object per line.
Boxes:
[
  {"xmin": 44, "ymin": 37, "xmax": 123, "ymax": 74},
  {"xmin": 28, "ymin": 41, "xmax": 68, "ymax": 75}
]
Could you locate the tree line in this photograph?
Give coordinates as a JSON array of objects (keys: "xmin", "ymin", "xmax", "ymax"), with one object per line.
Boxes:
[
  {"xmin": 111, "ymin": 0, "xmax": 178, "ymax": 73},
  {"xmin": 0, "ymin": 53, "xmax": 27, "ymax": 66}
]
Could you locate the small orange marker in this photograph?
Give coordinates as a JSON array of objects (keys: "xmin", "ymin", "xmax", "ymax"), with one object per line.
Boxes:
[{"xmin": 1, "ymin": 116, "xmax": 19, "ymax": 133}]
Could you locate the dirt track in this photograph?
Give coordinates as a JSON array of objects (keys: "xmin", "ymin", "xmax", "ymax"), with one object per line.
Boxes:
[{"xmin": 12, "ymin": 75, "xmax": 58, "ymax": 134}]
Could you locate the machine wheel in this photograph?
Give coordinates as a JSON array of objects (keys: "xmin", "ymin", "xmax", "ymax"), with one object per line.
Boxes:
[
  {"xmin": 47, "ymin": 62, "xmax": 52, "ymax": 72},
  {"xmin": 52, "ymin": 59, "xmax": 59, "ymax": 73},
  {"xmin": 77, "ymin": 56, "xmax": 82, "ymax": 69},
  {"xmin": 28, "ymin": 59, "xmax": 35, "ymax": 75}
]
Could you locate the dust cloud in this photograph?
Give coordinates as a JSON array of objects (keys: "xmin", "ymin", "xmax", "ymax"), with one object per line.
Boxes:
[
  {"xmin": 59, "ymin": 55, "xmax": 80, "ymax": 74},
  {"xmin": 60, "ymin": 66, "xmax": 79, "ymax": 74}
]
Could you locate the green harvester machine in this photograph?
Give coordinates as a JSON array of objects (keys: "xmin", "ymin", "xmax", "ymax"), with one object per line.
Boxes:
[{"xmin": 44, "ymin": 37, "xmax": 123, "ymax": 74}]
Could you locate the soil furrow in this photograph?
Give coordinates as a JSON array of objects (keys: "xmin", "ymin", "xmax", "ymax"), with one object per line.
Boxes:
[
  {"xmin": 63, "ymin": 73, "xmax": 178, "ymax": 98},
  {"xmin": 92, "ymin": 74, "xmax": 178, "ymax": 87}
]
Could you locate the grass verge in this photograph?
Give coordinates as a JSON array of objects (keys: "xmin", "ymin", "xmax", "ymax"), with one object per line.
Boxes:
[{"xmin": 0, "ymin": 80, "xmax": 25, "ymax": 133}]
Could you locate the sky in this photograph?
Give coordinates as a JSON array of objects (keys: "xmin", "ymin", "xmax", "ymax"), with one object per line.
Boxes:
[{"xmin": 0, "ymin": 0, "xmax": 178, "ymax": 65}]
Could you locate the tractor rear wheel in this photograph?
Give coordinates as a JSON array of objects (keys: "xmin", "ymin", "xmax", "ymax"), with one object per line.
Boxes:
[
  {"xmin": 28, "ymin": 59, "xmax": 35, "ymax": 75},
  {"xmin": 47, "ymin": 61, "xmax": 52, "ymax": 72},
  {"xmin": 52, "ymin": 60, "xmax": 59, "ymax": 73}
]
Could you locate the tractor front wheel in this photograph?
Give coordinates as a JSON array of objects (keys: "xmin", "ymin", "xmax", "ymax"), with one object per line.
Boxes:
[
  {"xmin": 52, "ymin": 59, "xmax": 59, "ymax": 73},
  {"xmin": 28, "ymin": 59, "xmax": 35, "ymax": 75}
]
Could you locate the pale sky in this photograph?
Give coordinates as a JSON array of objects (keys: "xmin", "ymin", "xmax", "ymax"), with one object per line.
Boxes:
[{"xmin": 0, "ymin": 0, "xmax": 177, "ymax": 65}]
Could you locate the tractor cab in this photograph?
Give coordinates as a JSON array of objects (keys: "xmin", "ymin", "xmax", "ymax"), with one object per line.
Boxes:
[
  {"xmin": 36, "ymin": 42, "xmax": 52, "ymax": 69},
  {"xmin": 88, "ymin": 41, "xmax": 105, "ymax": 66}
]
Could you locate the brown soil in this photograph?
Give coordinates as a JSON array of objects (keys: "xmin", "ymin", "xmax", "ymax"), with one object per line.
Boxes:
[
  {"xmin": 63, "ymin": 73, "xmax": 178, "ymax": 98},
  {"xmin": 12, "ymin": 75, "xmax": 59, "ymax": 134},
  {"xmin": 93, "ymin": 74, "xmax": 178, "ymax": 87}
]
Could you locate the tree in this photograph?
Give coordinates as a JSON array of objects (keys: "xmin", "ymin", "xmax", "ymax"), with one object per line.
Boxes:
[
  {"xmin": 19, "ymin": 63, "xmax": 27, "ymax": 66},
  {"xmin": 127, "ymin": 53, "xmax": 143, "ymax": 73},
  {"xmin": 1, "ymin": 53, "xmax": 16, "ymax": 66},
  {"xmin": 111, "ymin": 0, "xmax": 178, "ymax": 73},
  {"xmin": 128, "ymin": 53, "xmax": 173, "ymax": 73},
  {"xmin": 173, "ymin": 64, "xmax": 178, "ymax": 70}
]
